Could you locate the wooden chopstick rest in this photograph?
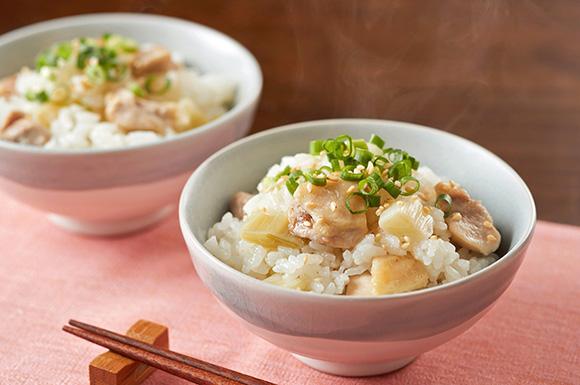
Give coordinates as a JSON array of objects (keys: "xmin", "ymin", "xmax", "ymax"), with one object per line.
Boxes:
[{"xmin": 89, "ymin": 320, "xmax": 169, "ymax": 385}]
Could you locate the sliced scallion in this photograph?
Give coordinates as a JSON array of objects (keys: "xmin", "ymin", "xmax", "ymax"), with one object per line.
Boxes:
[
  {"xmin": 144, "ymin": 75, "xmax": 171, "ymax": 95},
  {"xmin": 318, "ymin": 165, "xmax": 333, "ymax": 174},
  {"xmin": 330, "ymin": 158, "xmax": 341, "ymax": 172},
  {"xmin": 130, "ymin": 83, "xmax": 146, "ymax": 98},
  {"xmin": 369, "ymin": 134, "xmax": 385, "ymax": 149},
  {"xmin": 352, "ymin": 138, "xmax": 368, "ymax": 149},
  {"xmin": 25, "ymin": 90, "xmax": 49, "ymax": 103},
  {"xmin": 358, "ymin": 176, "xmax": 381, "ymax": 196},
  {"xmin": 346, "ymin": 192, "xmax": 368, "ymax": 214},
  {"xmin": 340, "ymin": 165, "xmax": 365, "ymax": 181},
  {"xmin": 335, "ymin": 134, "xmax": 353, "ymax": 159},
  {"xmin": 286, "ymin": 178, "xmax": 299, "ymax": 195},
  {"xmin": 400, "ymin": 176, "xmax": 420, "ymax": 196},
  {"xmin": 435, "ymin": 193, "xmax": 453, "ymax": 216},
  {"xmin": 309, "ymin": 139, "xmax": 324, "ymax": 155},
  {"xmin": 366, "ymin": 195, "xmax": 381, "ymax": 207},
  {"xmin": 354, "ymin": 148, "xmax": 373, "ymax": 165},
  {"xmin": 304, "ymin": 169, "xmax": 327, "ymax": 186},
  {"xmin": 388, "ymin": 159, "xmax": 412, "ymax": 180},
  {"xmin": 85, "ymin": 64, "xmax": 106, "ymax": 85},
  {"xmin": 383, "ymin": 180, "xmax": 401, "ymax": 199},
  {"xmin": 372, "ymin": 156, "xmax": 389, "ymax": 170},
  {"xmin": 274, "ymin": 166, "xmax": 291, "ymax": 181}
]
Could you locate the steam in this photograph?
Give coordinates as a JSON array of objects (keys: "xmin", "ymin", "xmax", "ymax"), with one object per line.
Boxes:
[{"xmin": 283, "ymin": 1, "xmax": 507, "ymax": 131}]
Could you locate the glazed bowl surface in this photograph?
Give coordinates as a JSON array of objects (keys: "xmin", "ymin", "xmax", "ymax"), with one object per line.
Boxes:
[
  {"xmin": 0, "ymin": 13, "xmax": 262, "ymax": 235},
  {"xmin": 179, "ymin": 119, "xmax": 536, "ymax": 376}
]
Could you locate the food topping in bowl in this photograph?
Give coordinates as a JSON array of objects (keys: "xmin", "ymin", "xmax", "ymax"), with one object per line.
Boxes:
[
  {"xmin": 205, "ymin": 134, "xmax": 501, "ymax": 295},
  {"xmin": 0, "ymin": 34, "xmax": 235, "ymax": 148}
]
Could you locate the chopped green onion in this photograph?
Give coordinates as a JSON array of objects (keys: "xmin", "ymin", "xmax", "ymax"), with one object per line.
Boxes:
[
  {"xmin": 285, "ymin": 170, "xmax": 305, "ymax": 195},
  {"xmin": 383, "ymin": 180, "xmax": 401, "ymax": 199},
  {"xmin": 35, "ymin": 41, "xmax": 72, "ymax": 70},
  {"xmin": 144, "ymin": 75, "xmax": 171, "ymax": 95},
  {"xmin": 435, "ymin": 193, "xmax": 453, "ymax": 216},
  {"xmin": 346, "ymin": 192, "xmax": 368, "ymax": 214},
  {"xmin": 340, "ymin": 165, "xmax": 365, "ymax": 181},
  {"xmin": 85, "ymin": 64, "xmax": 106, "ymax": 85},
  {"xmin": 366, "ymin": 195, "xmax": 381, "ymax": 207},
  {"xmin": 25, "ymin": 90, "xmax": 49, "ymax": 103},
  {"xmin": 369, "ymin": 134, "xmax": 385, "ymax": 149},
  {"xmin": 130, "ymin": 83, "xmax": 146, "ymax": 98},
  {"xmin": 330, "ymin": 158, "xmax": 341, "ymax": 171},
  {"xmin": 286, "ymin": 133, "xmax": 422, "ymax": 205},
  {"xmin": 384, "ymin": 148, "xmax": 420, "ymax": 170},
  {"xmin": 319, "ymin": 165, "xmax": 333, "ymax": 173},
  {"xmin": 385, "ymin": 148, "xmax": 404, "ymax": 163},
  {"xmin": 309, "ymin": 140, "xmax": 324, "ymax": 155},
  {"xmin": 323, "ymin": 139, "xmax": 338, "ymax": 154},
  {"xmin": 388, "ymin": 160, "xmax": 412, "ymax": 180},
  {"xmin": 334, "ymin": 134, "xmax": 353, "ymax": 159},
  {"xmin": 105, "ymin": 63, "xmax": 127, "ymax": 82},
  {"xmin": 285, "ymin": 170, "xmax": 303, "ymax": 195},
  {"xmin": 304, "ymin": 169, "xmax": 327, "ymax": 186},
  {"xmin": 352, "ymin": 139, "xmax": 368, "ymax": 149},
  {"xmin": 274, "ymin": 166, "xmax": 291, "ymax": 181},
  {"xmin": 407, "ymin": 155, "xmax": 420, "ymax": 170},
  {"xmin": 354, "ymin": 148, "xmax": 373, "ymax": 165},
  {"xmin": 368, "ymin": 172, "xmax": 384, "ymax": 185},
  {"xmin": 104, "ymin": 34, "xmax": 139, "ymax": 53},
  {"xmin": 358, "ymin": 176, "xmax": 381, "ymax": 196},
  {"xmin": 77, "ymin": 40, "xmax": 118, "ymax": 71},
  {"xmin": 286, "ymin": 178, "xmax": 299, "ymax": 195},
  {"xmin": 372, "ymin": 156, "xmax": 389, "ymax": 170},
  {"xmin": 400, "ymin": 176, "xmax": 420, "ymax": 196}
]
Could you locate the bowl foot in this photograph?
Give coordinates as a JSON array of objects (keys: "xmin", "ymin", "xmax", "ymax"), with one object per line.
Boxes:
[
  {"xmin": 292, "ymin": 354, "xmax": 416, "ymax": 377},
  {"xmin": 48, "ymin": 205, "xmax": 174, "ymax": 236}
]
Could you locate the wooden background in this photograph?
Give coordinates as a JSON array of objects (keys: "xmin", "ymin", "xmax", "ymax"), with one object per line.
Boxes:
[{"xmin": 1, "ymin": 1, "xmax": 578, "ymax": 225}]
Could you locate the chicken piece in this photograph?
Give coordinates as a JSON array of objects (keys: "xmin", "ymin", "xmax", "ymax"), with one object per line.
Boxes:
[
  {"xmin": 1, "ymin": 118, "xmax": 50, "ymax": 146},
  {"xmin": 105, "ymin": 90, "xmax": 177, "ymax": 134},
  {"xmin": 366, "ymin": 209, "xmax": 380, "ymax": 233},
  {"xmin": 435, "ymin": 181, "xmax": 501, "ymax": 255},
  {"xmin": 131, "ymin": 46, "xmax": 175, "ymax": 77},
  {"xmin": 229, "ymin": 192, "xmax": 253, "ymax": 219},
  {"xmin": 0, "ymin": 110, "xmax": 25, "ymax": 131},
  {"xmin": 346, "ymin": 273, "xmax": 374, "ymax": 296},
  {"xmin": 0, "ymin": 75, "xmax": 16, "ymax": 98},
  {"xmin": 370, "ymin": 255, "xmax": 429, "ymax": 295},
  {"xmin": 288, "ymin": 179, "xmax": 368, "ymax": 249}
]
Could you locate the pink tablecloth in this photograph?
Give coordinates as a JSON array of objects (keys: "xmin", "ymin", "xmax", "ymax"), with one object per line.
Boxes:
[{"xmin": 0, "ymin": 196, "xmax": 578, "ymax": 385}]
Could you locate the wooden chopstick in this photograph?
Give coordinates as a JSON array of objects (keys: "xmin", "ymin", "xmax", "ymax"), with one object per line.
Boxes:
[
  {"xmin": 67, "ymin": 319, "xmax": 271, "ymax": 385},
  {"xmin": 63, "ymin": 320, "xmax": 276, "ymax": 385}
]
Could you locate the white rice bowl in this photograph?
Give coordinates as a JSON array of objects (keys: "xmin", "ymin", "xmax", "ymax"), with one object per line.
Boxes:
[
  {"xmin": 0, "ymin": 34, "xmax": 236, "ymax": 149},
  {"xmin": 205, "ymin": 152, "xmax": 498, "ymax": 295}
]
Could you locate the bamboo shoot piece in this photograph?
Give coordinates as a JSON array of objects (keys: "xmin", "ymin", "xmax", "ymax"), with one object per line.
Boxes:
[{"xmin": 241, "ymin": 210, "xmax": 303, "ymax": 249}]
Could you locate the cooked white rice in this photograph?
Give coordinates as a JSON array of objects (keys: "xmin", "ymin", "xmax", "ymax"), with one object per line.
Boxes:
[
  {"xmin": 0, "ymin": 36, "xmax": 235, "ymax": 149},
  {"xmin": 205, "ymin": 153, "xmax": 498, "ymax": 295}
]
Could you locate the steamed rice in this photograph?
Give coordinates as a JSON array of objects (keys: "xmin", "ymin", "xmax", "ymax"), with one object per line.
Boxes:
[
  {"xmin": 0, "ymin": 34, "xmax": 235, "ymax": 149},
  {"xmin": 205, "ymin": 151, "xmax": 498, "ymax": 295}
]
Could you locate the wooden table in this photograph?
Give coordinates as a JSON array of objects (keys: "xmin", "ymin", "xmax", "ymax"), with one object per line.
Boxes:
[{"xmin": 1, "ymin": 1, "xmax": 578, "ymax": 225}]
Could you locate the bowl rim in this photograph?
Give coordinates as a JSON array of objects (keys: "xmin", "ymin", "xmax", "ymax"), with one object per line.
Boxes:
[
  {"xmin": 0, "ymin": 12, "xmax": 263, "ymax": 156},
  {"xmin": 179, "ymin": 118, "xmax": 537, "ymax": 302}
]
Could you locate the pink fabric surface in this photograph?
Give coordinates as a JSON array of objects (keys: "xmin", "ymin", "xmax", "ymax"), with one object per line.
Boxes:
[{"xmin": 0, "ymin": 196, "xmax": 578, "ymax": 385}]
